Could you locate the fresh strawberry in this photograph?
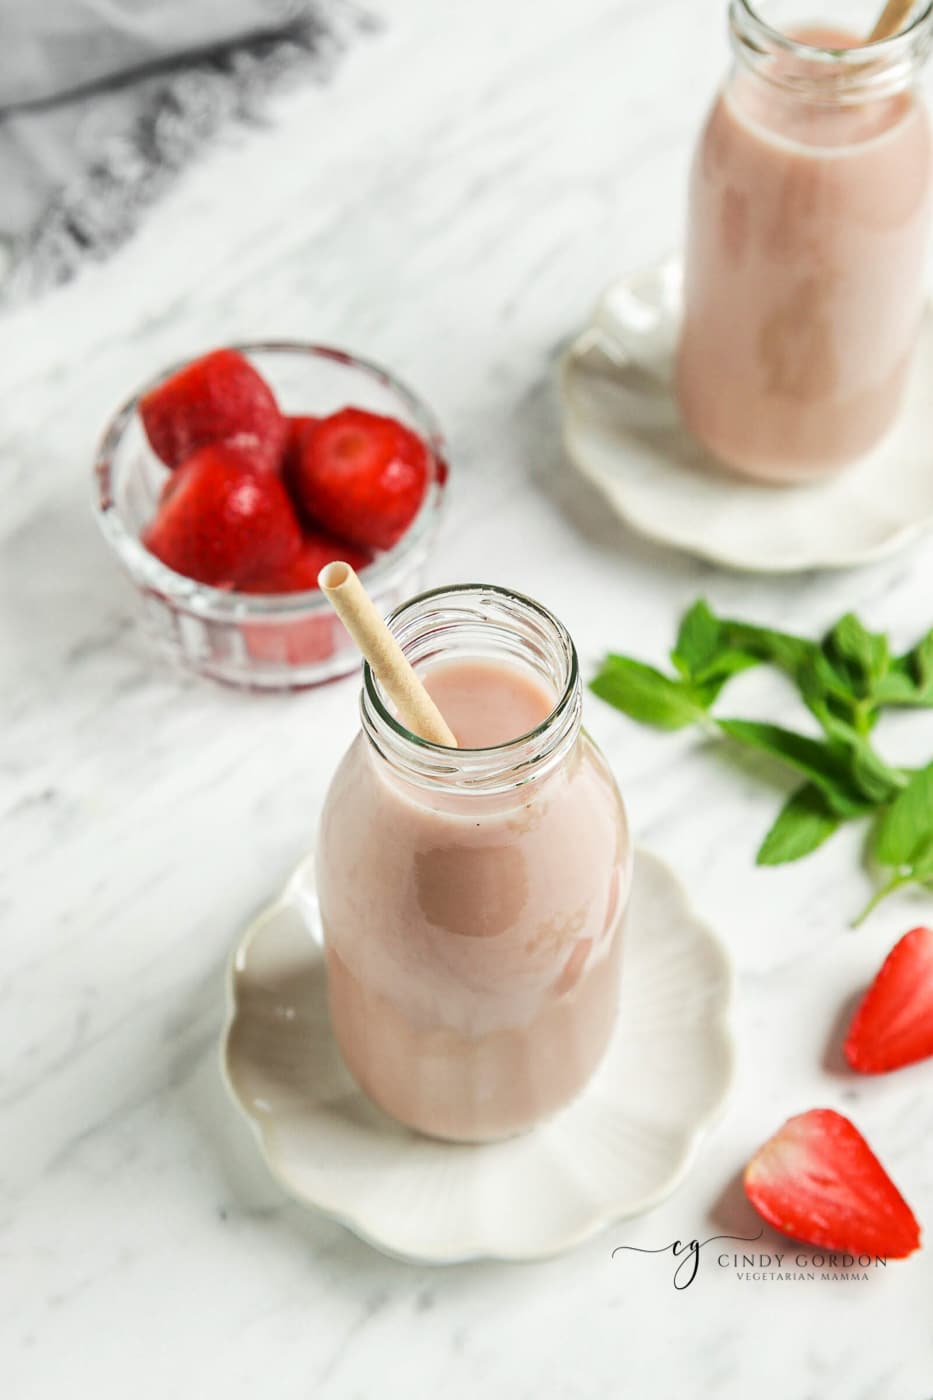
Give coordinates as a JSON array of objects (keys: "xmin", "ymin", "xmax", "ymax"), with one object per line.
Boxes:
[
  {"xmin": 283, "ymin": 416, "xmax": 319, "ymax": 471},
  {"xmin": 241, "ymin": 530, "xmax": 372, "ymax": 594},
  {"xmin": 292, "ymin": 407, "xmax": 430, "ymax": 550},
  {"xmin": 281, "ymin": 415, "xmax": 319, "ymax": 501},
  {"xmin": 140, "ymin": 349, "xmax": 287, "ymax": 471},
  {"xmin": 142, "ymin": 444, "xmax": 302, "ymax": 588},
  {"xmin": 744, "ymin": 1109, "xmax": 920, "ymax": 1258},
  {"xmin": 845, "ymin": 926, "xmax": 933, "ymax": 1073},
  {"xmin": 239, "ymin": 529, "xmax": 370, "ymax": 667}
]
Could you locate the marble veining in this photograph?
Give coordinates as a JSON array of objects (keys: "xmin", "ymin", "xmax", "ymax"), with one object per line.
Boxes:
[{"xmin": 2, "ymin": 0, "xmax": 932, "ymax": 1395}]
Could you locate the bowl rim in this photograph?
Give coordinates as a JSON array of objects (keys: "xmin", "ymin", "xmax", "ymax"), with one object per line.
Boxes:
[{"xmin": 92, "ymin": 341, "xmax": 448, "ymax": 620}]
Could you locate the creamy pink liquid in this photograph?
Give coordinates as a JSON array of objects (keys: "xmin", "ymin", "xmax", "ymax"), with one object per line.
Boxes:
[
  {"xmin": 677, "ymin": 29, "xmax": 932, "ymax": 481},
  {"xmin": 316, "ymin": 658, "xmax": 630, "ymax": 1142}
]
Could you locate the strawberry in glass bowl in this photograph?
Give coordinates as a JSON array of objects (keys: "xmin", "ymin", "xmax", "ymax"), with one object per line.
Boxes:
[{"xmin": 93, "ymin": 344, "xmax": 448, "ymax": 689}]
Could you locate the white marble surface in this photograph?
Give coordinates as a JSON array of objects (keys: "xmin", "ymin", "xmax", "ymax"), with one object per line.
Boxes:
[{"xmin": 3, "ymin": 0, "xmax": 933, "ymax": 1394}]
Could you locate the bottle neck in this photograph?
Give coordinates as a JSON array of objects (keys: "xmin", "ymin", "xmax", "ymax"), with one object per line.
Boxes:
[
  {"xmin": 360, "ymin": 584, "xmax": 582, "ymax": 798},
  {"xmin": 729, "ymin": 0, "xmax": 933, "ymax": 103}
]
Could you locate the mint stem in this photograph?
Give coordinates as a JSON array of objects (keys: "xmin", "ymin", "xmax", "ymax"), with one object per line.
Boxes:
[{"xmin": 851, "ymin": 871, "xmax": 914, "ymax": 928}]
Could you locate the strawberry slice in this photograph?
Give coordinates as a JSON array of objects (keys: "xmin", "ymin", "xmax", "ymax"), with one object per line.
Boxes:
[
  {"xmin": 140, "ymin": 349, "xmax": 287, "ymax": 471},
  {"xmin": 142, "ymin": 444, "xmax": 302, "ymax": 588},
  {"xmin": 845, "ymin": 926, "xmax": 933, "ymax": 1073},
  {"xmin": 292, "ymin": 407, "xmax": 430, "ymax": 550},
  {"xmin": 744, "ymin": 1109, "xmax": 920, "ymax": 1258},
  {"xmin": 241, "ymin": 531, "xmax": 372, "ymax": 594}
]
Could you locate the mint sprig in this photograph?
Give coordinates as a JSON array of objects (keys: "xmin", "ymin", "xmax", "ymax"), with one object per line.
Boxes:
[
  {"xmin": 591, "ymin": 600, "xmax": 933, "ymax": 924},
  {"xmin": 857, "ymin": 764, "xmax": 933, "ymax": 925}
]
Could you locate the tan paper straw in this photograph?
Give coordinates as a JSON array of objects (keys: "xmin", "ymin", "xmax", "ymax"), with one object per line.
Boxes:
[
  {"xmin": 318, "ymin": 562, "xmax": 459, "ymax": 748},
  {"xmin": 869, "ymin": 0, "xmax": 915, "ymax": 41}
]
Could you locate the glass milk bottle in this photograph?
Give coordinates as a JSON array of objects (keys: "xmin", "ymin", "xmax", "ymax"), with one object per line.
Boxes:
[
  {"xmin": 676, "ymin": 0, "xmax": 933, "ymax": 481},
  {"xmin": 316, "ymin": 584, "xmax": 632, "ymax": 1143}
]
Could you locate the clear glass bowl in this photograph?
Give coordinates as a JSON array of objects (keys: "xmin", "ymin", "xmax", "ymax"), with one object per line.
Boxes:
[{"xmin": 93, "ymin": 343, "xmax": 448, "ymax": 690}]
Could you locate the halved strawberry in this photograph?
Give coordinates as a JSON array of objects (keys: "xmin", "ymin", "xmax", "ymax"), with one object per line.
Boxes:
[
  {"xmin": 140, "ymin": 349, "xmax": 287, "ymax": 471},
  {"xmin": 142, "ymin": 444, "xmax": 302, "ymax": 588},
  {"xmin": 240, "ymin": 530, "xmax": 372, "ymax": 594},
  {"xmin": 744, "ymin": 1109, "xmax": 920, "ymax": 1258},
  {"xmin": 291, "ymin": 407, "xmax": 430, "ymax": 550},
  {"xmin": 845, "ymin": 926, "xmax": 933, "ymax": 1073}
]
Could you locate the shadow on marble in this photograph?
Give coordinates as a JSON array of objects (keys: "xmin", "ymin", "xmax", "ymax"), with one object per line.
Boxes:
[
  {"xmin": 692, "ymin": 728, "xmax": 801, "ymax": 803},
  {"xmin": 515, "ymin": 361, "xmax": 708, "ymax": 584},
  {"xmin": 708, "ymin": 1165, "xmax": 765, "ymax": 1238},
  {"xmin": 821, "ymin": 988, "xmax": 864, "ymax": 1079}
]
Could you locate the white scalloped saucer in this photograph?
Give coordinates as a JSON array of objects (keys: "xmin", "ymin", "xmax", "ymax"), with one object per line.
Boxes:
[
  {"xmin": 561, "ymin": 257, "xmax": 933, "ymax": 573},
  {"xmin": 221, "ymin": 848, "xmax": 735, "ymax": 1263}
]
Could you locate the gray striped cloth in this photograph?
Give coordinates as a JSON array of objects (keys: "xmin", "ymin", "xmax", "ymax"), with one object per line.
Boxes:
[{"xmin": 0, "ymin": 0, "xmax": 371, "ymax": 304}]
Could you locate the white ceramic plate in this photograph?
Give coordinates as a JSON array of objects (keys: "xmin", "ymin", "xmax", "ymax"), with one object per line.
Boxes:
[
  {"xmin": 221, "ymin": 849, "xmax": 735, "ymax": 1264},
  {"xmin": 561, "ymin": 257, "xmax": 933, "ymax": 573}
]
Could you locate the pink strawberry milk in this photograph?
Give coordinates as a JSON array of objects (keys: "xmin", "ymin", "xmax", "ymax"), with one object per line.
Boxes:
[
  {"xmin": 316, "ymin": 584, "xmax": 631, "ymax": 1142},
  {"xmin": 677, "ymin": 0, "xmax": 933, "ymax": 481}
]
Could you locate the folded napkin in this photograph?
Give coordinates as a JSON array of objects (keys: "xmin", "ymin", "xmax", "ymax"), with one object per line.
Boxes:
[{"xmin": 0, "ymin": 0, "xmax": 368, "ymax": 304}]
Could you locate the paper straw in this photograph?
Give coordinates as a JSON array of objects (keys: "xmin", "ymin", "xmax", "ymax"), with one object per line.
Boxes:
[{"xmin": 318, "ymin": 562, "xmax": 458, "ymax": 748}]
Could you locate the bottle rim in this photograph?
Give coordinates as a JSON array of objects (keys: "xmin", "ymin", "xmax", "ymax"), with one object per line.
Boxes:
[
  {"xmin": 360, "ymin": 582, "xmax": 582, "ymax": 794},
  {"xmin": 730, "ymin": 0, "xmax": 933, "ymax": 99}
]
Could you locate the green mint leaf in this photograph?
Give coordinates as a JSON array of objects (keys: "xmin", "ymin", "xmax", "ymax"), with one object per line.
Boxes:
[
  {"xmin": 756, "ymin": 784, "xmax": 841, "ymax": 865},
  {"xmin": 590, "ymin": 656, "xmax": 708, "ymax": 730},
  {"xmin": 911, "ymin": 838, "xmax": 933, "ymax": 880},
  {"xmin": 911, "ymin": 628, "xmax": 933, "ymax": 691},
  {"xmin": 873, "ymin": 762, "xmax": 933, "ymax": 868},
  {"xmin": 592, "ymin": 603, "xmax": 933, "ymax": 928},
  {"xmin": 717, "ymin": 621, "xmax": 817, "ymax": 679},
  {"xmin": 847, "ymin": 741, "xmax": 905, "ymax": 806},
  {"xmin": 717, "ymin": 718, "xmax": 872, "ymax": 818},
  {"xmin": 798, "ymin": 651, "xmax": 862, "ymax": 733},
  {"xmin": 824, "ymin": 613, "xmax": 889, "ymax": 700},
  {"xmin": 795, "ymin": 651, "xmax": 906, "ymax": 794},
  {"xmin": 691, "ymin": 651, "xmax": 762, "ymax": 707},
  {"xmin": 873, "ymin": 659, "xmax": 922, "ymax": 706},
  {"xmin": 671, "ymin": 599, "xmax": 722, "ymax": 679},
  {"xmin": 670, "ymin": 600, "xmax": 759, "ymax": 698},
  {"xmin": 874, "ymin": 629, "xmax": 933, "ymax": 708}
]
